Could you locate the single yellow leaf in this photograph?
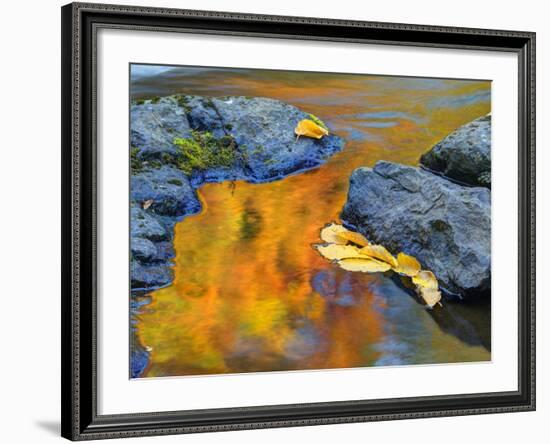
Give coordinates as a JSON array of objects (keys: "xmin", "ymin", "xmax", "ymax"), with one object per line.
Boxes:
[
  {"xmin": 338, "ymin": 230, "xmax": 370, "ymax": 247},
  {"xmin": 418, "ymin": 287, "xmax": 442, "ymax": 308},
  {"xmin": 337, "ymin": 257, "xmax": 392, "ymax": 273},
  {"xmin": 295, "ymin": 119, "xmax": 329, "ymax": 140},
  {"xmin": 142, "ymin": 199, "xmax": 154, "ymax": 210},
  {"xmin": 393, "ymin": 252, "xmax": 421, "ymax": 277},
  {"xmin": 320, "ymin": 223, "xmax": 349, "ymax": 244},
  {"xmin": 412, "ymin": 270, "xmax": 438, "ymax": 289},
  {"xmin": 315, "ymin": 244, "xmax": 363, "ymax": 261},
  {"xmin": 359, "ymin": 244, "xmax": 398, "ymax": 268}
]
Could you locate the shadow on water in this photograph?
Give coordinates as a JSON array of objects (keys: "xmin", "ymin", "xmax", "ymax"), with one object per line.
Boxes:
[
  {"xmin": 428, "ymin": 298, "xmax": 491, "ymax": 351},
  {"xmin": 392, "ymin": 274, "xmax": 491, "ymax": 351}
]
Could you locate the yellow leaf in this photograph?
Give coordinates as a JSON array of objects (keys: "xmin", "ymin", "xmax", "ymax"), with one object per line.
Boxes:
[
  {"xmin": 393, "ymin": 252, "xmax": 421, "ymax": 277},
  {"xmin": 142, "ymin": 199, "xmax": 154, "ymax": 210},
  {"xmin": 315, "ymin": 244, "xmax": 363, "ymax": 261},
  {"xmin": 359, "ymin": 244, "xmax": 398, "ymax": 268},
  {"xmin": 319, "ymin": 223, "xmax": 349, "ymax": 244},
  {"xmin": 418, "ymin": 287, "xmax": 442, "ymax": 308},
  {"xmin": 337, "ymin": 257, "xmax": 392, "ymax": 273},
  {"xmin": 339, "ymin": 230, "xmax": 370, "ymax": 247},
  {"xmin": 319, "ymin": 223, "xmax": 370, "ymax": 246},
  {"xmin": 412, "ymin": 270, "xmax": 438, "ymax": 289},
  {"xmin": 295, "ymin": 119, "xmax": 329, "ymax": 140}
]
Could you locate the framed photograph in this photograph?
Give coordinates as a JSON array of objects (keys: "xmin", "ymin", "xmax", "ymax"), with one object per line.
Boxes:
[{"xmin": 61, "ymin": 2, "xmax": 536, "ymax": 440}]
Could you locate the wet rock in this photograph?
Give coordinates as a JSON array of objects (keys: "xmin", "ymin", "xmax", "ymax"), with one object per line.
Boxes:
[
  {"xmin": 341, "ymin": 161, "xmax": 491, "ymax": 298},
  {"xmin": 131, "ymin": 237, "xmax": 157, "ymax": 262},
  {"xmin": 211, "ymin": 96, "xmax": 344, "ymax": 182},
  {"xmin": 130, "ymin": 204, "xmax": 169, "ymax": 242},
  {"xmin": 130, "ymin": 95, "xmax": 344, "ymax": 185},
  {"xmin": 130, "ymin": 166, "xmax": 201, "ymax": 217},
  {"xmin": 420, "ymin": 115, "xmax": 491, "ymax": 187},
  {"xmin": 130, "ymin": 259, "xmax": 173, "ymax": 289},
  {"xmin": 131, "ymin": 96, "xmax": 191, "ymax": 161},
  {"xmin": 182, "ymin": 96, "xmax": 227, "ymax": 138}
]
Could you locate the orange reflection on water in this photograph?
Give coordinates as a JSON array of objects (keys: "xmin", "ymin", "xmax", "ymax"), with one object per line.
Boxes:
[{"xmin": 135, "ymin": 70, "xmax": 491, "ymax": 377}]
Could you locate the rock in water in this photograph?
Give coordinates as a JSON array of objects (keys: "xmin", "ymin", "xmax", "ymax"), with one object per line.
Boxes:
[
  {"xmin": 341, "ymin": 161, "xmax": 491, "ymax": 299},
  {"xmin": 131, "ymin": 166, "xmax": 201, "ymax": 217},
  {"xmin": 211, "ymin": 96, "xmax": 343, "ymax": 182},
  {"xmin": 420, "ymin": 115, "xmax": 491, "ymax": 187},
  {"xmin": 129, "ymin": 95, "xmax": 344, "ymax": 291}
]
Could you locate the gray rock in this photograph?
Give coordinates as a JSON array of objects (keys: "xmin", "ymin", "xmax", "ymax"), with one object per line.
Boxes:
[
  {"xmin": 131, "ymin": 237, "xmax": 157, "ymax": 262},
  {"xmin": 131, "ymin": 96, "xmax": 191, "ymax": 161},
  {"xmin": 212, "ymin": 96, "xmax": 344, "ymax": 182},
  {"xmin": 131, "ymin": 95, "xmax": 344, "ymax": 184},
  {"xmin": 130, "ymin": 204, "xmax": 169, "ymax": 241},
  {"xmin": 420, "ymin": 115, "xmax": 491, "ymax": 187},
  {"xmin": 182, "ymin": 96, "xmax": 227, "ymax": 138},
  {"xmin": 130, "ymin": 166, "xmax": 200, "ymax": 217},
  {"xmin": 341, "ymin": 161, "xmax": 491, "ymax": 298},
  {"xmin": 131, "ymin": 259, "xmax": 173, "ymax": 290}
]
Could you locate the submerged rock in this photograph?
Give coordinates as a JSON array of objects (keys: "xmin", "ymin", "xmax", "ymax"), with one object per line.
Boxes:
[
  {"xmin": 420, "ymin": 115, "xmax": 491, "ymax": 187},
  {"xmin": 341, "ymin": 161, "xmax": 490, "ymax": 299}
]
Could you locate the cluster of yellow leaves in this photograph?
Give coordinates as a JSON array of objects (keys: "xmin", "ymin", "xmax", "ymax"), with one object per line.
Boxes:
[
  {"xmin": 314, "ymin": 223, "xmax": 442, "ymax": 308},
  {"xmin": 294, "ymin": 119, "xmax": 329, "ymax": 140}
]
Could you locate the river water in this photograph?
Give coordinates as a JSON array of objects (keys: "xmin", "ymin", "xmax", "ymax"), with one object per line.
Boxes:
[{"xmin": 131, "ymin": 66, "xmax": 491, "ymax": 378}]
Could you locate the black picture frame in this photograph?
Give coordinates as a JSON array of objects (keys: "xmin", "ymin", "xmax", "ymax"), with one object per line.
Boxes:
[{"xmin": 61, "ymin": 2, "xmax": 536, "ymax": 440}]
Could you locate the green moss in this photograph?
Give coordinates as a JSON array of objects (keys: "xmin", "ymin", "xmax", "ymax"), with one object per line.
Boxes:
[
  {"xmin": 307, "ymin": 113, "xmax": 328, "ymax": 131},
  {"xmin": 150, "ymin": 96, "xmax": 161, "ymax": 104},
  {"xmin": 130, "ymin": 147, "xmax": 143, "ymax": 173},
  {"xmin": 173, "ymin": 130, "xmax": 238, "ymax": 176},
  {"xmin": 224, "ymin": 123, "xmax": 233, "ymax": 131},
  {"xmin": 167, "ymin": 178, "xmax": 183, "ymax": 186},
  {"xmin": 251, "ymin": 145, "xmax": 265, "ymax": 156},
  {"xmin": 135, "ymin": 98, "xmax": 146, "ymax": 106},
  {"xmin": 176, "ymin": 95, "xmax": 192, "ymax": 113},
  {"xmin": 146, "ymin": 159, "xmax": 162, "ymax": 169}
]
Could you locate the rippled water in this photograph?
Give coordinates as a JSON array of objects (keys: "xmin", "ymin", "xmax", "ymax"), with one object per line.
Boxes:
[{"xmin": 131, "ymin": 66, "xmax": 491, "ymax": 378}]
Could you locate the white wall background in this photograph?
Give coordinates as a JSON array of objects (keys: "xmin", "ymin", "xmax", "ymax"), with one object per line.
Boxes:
[{"xmin": 0, "ymin": 0, "xmax": 545, "ymax": 443}]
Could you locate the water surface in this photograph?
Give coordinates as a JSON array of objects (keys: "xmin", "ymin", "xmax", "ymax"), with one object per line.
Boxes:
[{"xmin": 131, "ymin": 66, "xmax": 491, "ymax": 377}]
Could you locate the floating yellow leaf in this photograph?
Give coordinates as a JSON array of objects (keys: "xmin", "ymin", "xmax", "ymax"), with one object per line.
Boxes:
[
  {"xmin": 319, "ymin": 223, "xmax": 370, "ymax": 246},
  {"xmin": 412, "ymin": 270, "xmax": 438, "ymax": 289},
  {"xmin": 412, "ymin": 270, "xmax": 442, "ymax": 308},
  {"xmin": 393, "ymin": 252, "xmax": 421, "ymax": 277},
  {"xmin": 295, "ymin": 119, "xmax": 329, "ymax": 140},
  {"xmin": 359, "ymin": 244, "xmax": 398, "ymax": 268},
  {"xmin": 339, "ymin": 230, "xmax": 370, "ymax": 247},
  {"xmin": 142, "ymin": 199, "xmax": 154, "ymax": 210},
  {"xmin": 315, "ymin": 244, "xmax": 364, "ymax": 261},
  {"xmin": 315, "ymin": 222, "xmax": 443, "ymax": 309},
  {"xmin": 319, "ymin": 223, "xmax": 349, "ymax": 245},
  {"xmin": 338, "ymin": 257, "xmax": 392, "ymax": 273},
  {"xmin": 417, "ymin": 287, "xmax": 442, "ymax": 308}
]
